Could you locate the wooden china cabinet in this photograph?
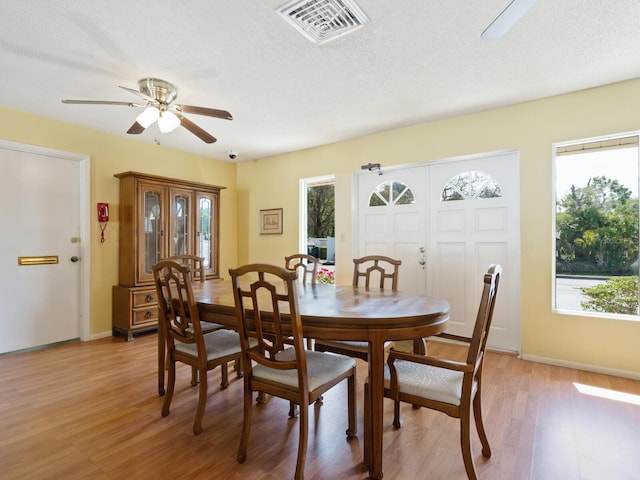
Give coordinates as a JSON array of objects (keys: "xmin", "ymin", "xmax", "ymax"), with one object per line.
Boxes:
[{"xmin": 112, "ymin": 171, "xmax": 224, "ymax": 340}]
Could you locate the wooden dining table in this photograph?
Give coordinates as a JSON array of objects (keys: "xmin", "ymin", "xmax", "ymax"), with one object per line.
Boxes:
[{"xmin": 170, "ymin": 279, "xmax": 449, "ymax": 479}]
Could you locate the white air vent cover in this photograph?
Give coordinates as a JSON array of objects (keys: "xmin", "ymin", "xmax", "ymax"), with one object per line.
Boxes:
[{"xmin": 278, "ymin": 0, "xmax": 369, "ymax": 44}]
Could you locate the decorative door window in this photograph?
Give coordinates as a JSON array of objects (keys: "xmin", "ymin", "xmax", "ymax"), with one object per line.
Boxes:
[
  {"xmin": 369, "ymin": 180, "xmax": 415, "ymax": 206},
  {"xmin": 441, "ymin": 171, "xmax": 502, "ymax": 201}
]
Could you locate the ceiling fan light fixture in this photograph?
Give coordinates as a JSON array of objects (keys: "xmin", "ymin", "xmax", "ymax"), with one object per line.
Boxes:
[
  {"xmin": 157, "ymin": 110, "xmax": 181, "ymax": 133},
  {"xmin": 136, "ymin": 106, "xmax": 160, "ymax": 128},
  {"xmin": 63, "ymin": 77, "xmax": 230, "ymax": 143}
]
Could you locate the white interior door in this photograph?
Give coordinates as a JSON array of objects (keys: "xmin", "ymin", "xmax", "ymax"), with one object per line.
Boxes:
[
  {"xmin": 0, "ymin": 143, "xmax": 86, "ymax": 353},
  {"xmin": 356, "ymin": 165, "xmax": 429, "ymax": 294},
  {"xmin": 356, "ymin": 151, "xmax": 520, "ymax": 352}
]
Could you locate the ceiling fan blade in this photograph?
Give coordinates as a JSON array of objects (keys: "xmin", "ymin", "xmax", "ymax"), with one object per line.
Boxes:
[
  {"xmin": 126, "ymin": 121, "xmax": 146, "ymax": 135},
  {"xmin": 481, "ymin": 0, "xmax": 535, "ymax": 40},
  {"xmin": 118, "ymin": 85, "xmax": 157, "ymax": 104},
  {"xmin": 174, "ymin": 104, "xmax": 233, "ymax": 120},
  {"xmin": 176, "ymin": 114, "xmax": 217, "ymax": 144},
  {"xmin": 62, "ymin": 99, "xmax": 143, "ymax": 107}
]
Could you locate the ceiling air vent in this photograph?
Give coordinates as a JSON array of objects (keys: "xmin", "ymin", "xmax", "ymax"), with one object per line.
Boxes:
[{"xmin": 278, "ymin": 0, "xmax": 370, "ymax": 44}]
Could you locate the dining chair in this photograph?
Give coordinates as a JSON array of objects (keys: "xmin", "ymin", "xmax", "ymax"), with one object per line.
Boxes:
[
  {"xmin": 370, "ymin": 264, "xmax": 501, "ymax": 480},
  {"xmin": 167, "ymin": 254, "xmax": 206, "ymax": 282},
  {"xmin": 314, "ymin": 255, "xmax": 402, "ymax": 360},
  {"xmin": 285, "ymin": 253, "xmax": 319, "ymax": 287},
  {"xmin": 153, "ymin": 260, "xmax": 250, "ymax": 435},
  {"xmin": 158, "ymin": 255, "xmax": 229, "ymax": 395},
  {"xmin": 283, "ymin": 253, "xmax": 319, "ymax": 413},
  {"xmin": 285, "ymin": 253, "xmax": 319, "ymax": 353},
  {"xmin": 229, "ymin": 263, "xmax": 357, "ymax": 480}
]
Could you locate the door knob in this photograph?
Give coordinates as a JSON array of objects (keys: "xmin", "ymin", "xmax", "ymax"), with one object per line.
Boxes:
[{"xmin": 70, "ymin": 256, "xmax": 80, "ymax": 262}]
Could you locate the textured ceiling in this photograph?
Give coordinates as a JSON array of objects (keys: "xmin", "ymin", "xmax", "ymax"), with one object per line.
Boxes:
[{"xmin": 2, "ymin": 1, "xmax": 640, "ymax": 163}]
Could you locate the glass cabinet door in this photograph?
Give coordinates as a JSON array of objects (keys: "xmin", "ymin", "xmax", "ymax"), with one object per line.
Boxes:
[
  {"xmin": 138, "ymin": 183, "xmax": 167, "ymax": 284},
  {"xmin": 196, "ymin": 191, "xmax": 218, "ymax": 277},
  {"xmin": 169, "ymin": 188, "xmax": 193, "ymax": 257},
  {"xmin": 117, "ymin": 172, "xmax": 222, "ymax": 288}
]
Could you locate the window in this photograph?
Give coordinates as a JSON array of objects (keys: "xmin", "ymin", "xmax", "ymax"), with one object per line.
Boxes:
[
  {"xmin": 441, "ymin": 171, "xmax": 502, "ymax": 201},
  {"xmin": 554, "ymin": 133, "xmax": 640, "ymax": 318},
  {"xmin": 300, "ymin": 175, "xmax": 335, "ymax": 264},
  {"xmin": 307, "ymin": 181, "xmax": 334, "ymax": 238},
  {"xmin": 368, "ymin": 180, "xmax": 414, "ymax": 206}
]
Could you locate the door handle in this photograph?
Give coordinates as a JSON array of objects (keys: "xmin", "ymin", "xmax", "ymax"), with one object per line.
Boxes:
[{"xmin": 70, "ymin": 256, "xmax": 80, "ymax": 262}]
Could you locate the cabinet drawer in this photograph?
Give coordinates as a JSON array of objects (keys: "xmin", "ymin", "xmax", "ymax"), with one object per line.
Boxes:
[
  {"xmin": 132, "ymin": 289, "xmax": 157, "ymax": 307},
  {"xmin": 132, "ymin": 307, "xmax": 158, "ymax": 325}
]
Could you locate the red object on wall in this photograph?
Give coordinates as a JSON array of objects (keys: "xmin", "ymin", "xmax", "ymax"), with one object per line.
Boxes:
[
  {"xmin": 97, "ymin": 203, "xmax": 109, "ymax": 243},
  {"xmin": 97, "ymin": 203, "xmax": 109, "ymax": 222}
]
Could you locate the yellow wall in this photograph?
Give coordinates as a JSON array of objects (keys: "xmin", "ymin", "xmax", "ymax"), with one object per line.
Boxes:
[
  {"xmin": 0, "ymin": 106, "xmax": 238, "ymax": 336},
  {"xmin": 238, "ymin": 79, "xmax": 640, "ymax": 376}
]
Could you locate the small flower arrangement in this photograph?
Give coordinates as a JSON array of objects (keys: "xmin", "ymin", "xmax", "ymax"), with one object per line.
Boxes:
[{"xmin": 316, "ymin": 267, "xmax": 335, "ymax": 284}]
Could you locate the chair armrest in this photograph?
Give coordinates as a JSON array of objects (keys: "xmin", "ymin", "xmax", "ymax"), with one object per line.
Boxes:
[
  {"xmin": 387, "ymin": 348, "xmax": 472, "ymax": 373},
  {"xmin": 434, "ymin": 332, "xmax": 472, "ymax": 344}
]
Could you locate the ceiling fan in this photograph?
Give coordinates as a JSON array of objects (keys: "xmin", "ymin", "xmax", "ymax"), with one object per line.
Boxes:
[
  {"xmin": 62, "ymin": 78, "xmax": 232, "ymax": 144},
  {"xmin": 481, "ymin": 0, "xmax": 536, "ymax": 40}
]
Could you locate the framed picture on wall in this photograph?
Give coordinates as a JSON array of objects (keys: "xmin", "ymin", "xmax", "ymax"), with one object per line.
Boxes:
[{"xmin": 259, "ymin": 208, "xmax": 283, "ymax": 235}]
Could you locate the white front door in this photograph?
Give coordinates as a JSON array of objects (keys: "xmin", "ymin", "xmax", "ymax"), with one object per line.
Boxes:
[
  {"xmin": 356, "ymin": 165, "xmax": 429, "ymax": 294},
  {"xmin": 356, "ymin": 151, "xmax": 520, "ymax": 352},
  {"xmin": 428, "ymin": 152, "xmax": 520, "ymax": 352},
  {"xmin": 0, "ymin": 142, "xmax": 88, "ymax": 353}
]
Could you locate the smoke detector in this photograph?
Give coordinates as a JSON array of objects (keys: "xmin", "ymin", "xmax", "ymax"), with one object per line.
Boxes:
[{"xmin": 278, "ymin": 0, "xmax": 370, "ymax": 44}]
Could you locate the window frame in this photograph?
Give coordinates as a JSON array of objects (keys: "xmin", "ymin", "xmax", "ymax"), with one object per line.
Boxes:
[
  {"xmin": 552, "ymin": 130, "xmax": 640, "ymax": 321},
  {"xmin": 299, "ymin": 174, "xmax": 335, "ymax": 256}
]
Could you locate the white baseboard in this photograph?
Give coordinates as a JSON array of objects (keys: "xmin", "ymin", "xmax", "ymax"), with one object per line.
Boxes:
[
  {"xmin": 89, "ymin": 331, "xmax": 113, "ymax": 341},
  {"xmin": 429, "ymin": 336, "xmax": 640, "ymax": 381},
  {"xmin": 520, "ymin": 353, "xmax": 640, "ymax": 381}
]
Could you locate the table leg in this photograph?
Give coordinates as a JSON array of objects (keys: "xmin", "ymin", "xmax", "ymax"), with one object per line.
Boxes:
[
  {"xmin": 365, "ymin": 334, "xmax": 385, "ymax": 479},
  {"xmin": 413, "ymin": 337, "xmax": 426, "ymax": 355}
]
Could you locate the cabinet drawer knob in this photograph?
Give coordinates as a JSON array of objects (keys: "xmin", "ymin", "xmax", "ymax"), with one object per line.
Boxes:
[
  {"xmin": 145, "ymin": 294, "xmax": 154, "ymax": 302},
  {"xmin": 145, "ymin": 310, "xmax": 154, "ymax": 319}
]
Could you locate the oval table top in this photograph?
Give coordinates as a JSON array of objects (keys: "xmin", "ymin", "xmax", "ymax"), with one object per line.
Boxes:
[{"xmin": 193, "ymin": 281, "xmax": 450, "ymax": 341}]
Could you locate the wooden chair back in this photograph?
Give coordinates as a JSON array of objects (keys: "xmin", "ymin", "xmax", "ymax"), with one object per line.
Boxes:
[
  {"xmin": 153, "ymin": 260, "xmax": 204, "ymax": 355},
  {"xmin": 352, "ymin": 255, "xmax": 401, "ymax": 290},
  {"xmin": 434, "ymin": 264, "xmax": 502, "ymax": 375},
  {"xmin": 229, "ymin": 263, "xmax": 306, "ymax": 381},
  {"xmin": 464, "ymin": 263, "xmax": 501, "ymax": 371},
  {"xmin": 314, "ymin": 255, "xmax": 402, "ymax": 360},
  {"xmin": 167, "ymin": 254, "xmax": 206, "ymax": 282},
  {"xmin": 284, "ymin": 253, "xmax": 319, "ymax": 286}
]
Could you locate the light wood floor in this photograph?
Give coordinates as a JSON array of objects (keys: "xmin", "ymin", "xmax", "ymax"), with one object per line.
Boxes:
[{"xmin": 1, "ymin": 334, "xmax": 639, "ymax": 480}]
